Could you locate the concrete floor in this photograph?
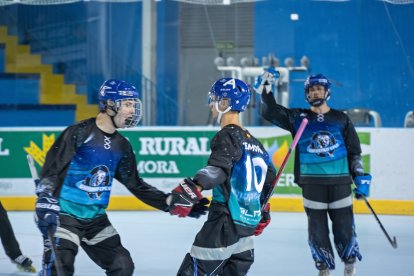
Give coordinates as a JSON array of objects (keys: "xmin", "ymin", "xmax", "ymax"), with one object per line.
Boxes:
[{"xmin": 0, "ymin": 211, "xmax": 413, "ymax": 275}]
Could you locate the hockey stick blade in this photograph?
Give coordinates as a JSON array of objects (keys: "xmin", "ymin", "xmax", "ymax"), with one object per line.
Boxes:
[
  {"xmin": 27, "ymin": 155, "xmax": 65, "ymax": 275},
  {"xmin": 261, "ymin": 118, "xmax": 308, "ymax": 212},
  {"xmin": 362, "ymin": 195, "xmax": 398, "ymax": 249}
]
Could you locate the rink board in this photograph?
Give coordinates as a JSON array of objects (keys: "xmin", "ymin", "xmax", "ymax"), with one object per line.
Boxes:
[
  {"xmin": 0, "ymin": 127, "xmax": 413, "ymax": 214},
  {"xmin": 1, "ymin": 195, "xmax": 413, "ymax": 215}
]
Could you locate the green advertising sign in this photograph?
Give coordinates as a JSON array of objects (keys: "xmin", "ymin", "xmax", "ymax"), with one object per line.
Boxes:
[{"xmin": 123, "ymin": 129, "xmax": 216, "ymax": 177}]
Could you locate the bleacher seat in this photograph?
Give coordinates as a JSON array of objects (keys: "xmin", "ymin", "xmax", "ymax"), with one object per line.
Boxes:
[{"xmin": 343, "ymin": 108, "xmax": 382, "ymax": 127}]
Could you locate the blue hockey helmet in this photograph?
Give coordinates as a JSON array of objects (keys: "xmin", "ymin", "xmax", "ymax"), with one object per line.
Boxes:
[
  {"xmin": 98, "ymin": 79, "xmax": 142, "ymax": 127},
  {"xmin": 208, "ymin": 78, "xmax": 251, "ymax": 112},
  {"xmin": 304, "ymin": 74, "xmax": 331, "ymax": 106}
]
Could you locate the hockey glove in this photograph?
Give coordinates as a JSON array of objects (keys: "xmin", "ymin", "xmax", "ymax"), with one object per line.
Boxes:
[
  {"xmin": 253, "ymin": 67, "xmax": 279, "ymax": 95},
  {"xmin": 354, "ymin": 174, "xmax": 372, "ymax": 199},
  {"xmin": 254, "ymin": 203, "xmax": 271, "ymax": 236},
  {"xmin": 34, "ymin": 193, "xmax": 60, "ymax": 238},
  {"xmin": 168, "ymin": 177, "xmax": 204, "ymax": 218},
  {"xmin": 188, "ymin": 197, "xmax": 210, "ymax": 218}
]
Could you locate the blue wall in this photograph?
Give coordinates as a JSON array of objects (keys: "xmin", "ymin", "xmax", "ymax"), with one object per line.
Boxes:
[
  {"xmin": 157, "ymin": 1, "xmax": 179, "ymax": 125},
  {"xmin": 1, "ymin": 1, "xmax": 413, "ymax": 126},
  {"xmin": 254, "ymin": 1, "xmax": 414, "ymax": 127}
]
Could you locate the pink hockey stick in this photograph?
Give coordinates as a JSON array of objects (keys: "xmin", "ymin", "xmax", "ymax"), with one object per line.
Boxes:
[{"xmin": 261, "ymin": 118, "xmax": 309, "ymax": 212}]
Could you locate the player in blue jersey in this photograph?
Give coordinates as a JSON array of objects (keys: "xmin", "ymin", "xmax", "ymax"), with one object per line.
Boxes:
[
  {"xmin": 34, "ymin": 79, "xmax": 208, "ymax": 276},
  {"xmin": 255, "ymin": 70, "xmax": 372, "ymax": 276},
  {"xmin": 168, "ymin": 78, "xmax": 277, "ymax": 276}
]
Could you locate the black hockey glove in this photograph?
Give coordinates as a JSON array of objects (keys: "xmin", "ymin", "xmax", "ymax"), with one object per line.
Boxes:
[
  {"xmin": 188, "ymin": 197, "xmax": 210, "ymax": 218},
  {"xmin": 34, "ymin": 193, "xmax": 60, "ymax": 238},
  {"xmin": 168, "ymin": 177, "xmax": 205, "ymax": 218}
]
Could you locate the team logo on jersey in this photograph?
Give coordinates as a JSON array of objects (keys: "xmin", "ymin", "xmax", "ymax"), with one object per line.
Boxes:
[
  {"xmin": 82, "ymin": 165, "xmax": 111, "ymax": 200},
  {"xmin": 307, "ymin": 131, "xmax": 339, "ymax": 157}
]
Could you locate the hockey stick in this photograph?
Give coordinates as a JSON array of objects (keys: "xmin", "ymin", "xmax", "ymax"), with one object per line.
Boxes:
[
  {"xmin": 261, "ymin": 118, "xmax": 308, "ymax": 212},
  {"xmin": 361, "ymin": 194, "xmax": 398, "ymax": 249},
  {"xmin": 27, "ymin": 155, "xmax": 65, "ymax": 276}
]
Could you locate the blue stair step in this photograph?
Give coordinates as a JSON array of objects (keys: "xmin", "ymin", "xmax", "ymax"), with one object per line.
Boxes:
[
  {"xmin": 0, "ymin": 73, "xmax": 40, "ymax": 104},
  {"xmin": 0, "ymin": 44, "xmax": 4, "ymax": 73},
  {"xmin": 0, "ymin": 104, "xmax": 76, "ymax": 126}
]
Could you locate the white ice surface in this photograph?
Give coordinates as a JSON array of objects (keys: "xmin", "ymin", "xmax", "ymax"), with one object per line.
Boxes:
[{"xmin": 0, "ymin": 211, "xmax": 413, "ymax": 275}]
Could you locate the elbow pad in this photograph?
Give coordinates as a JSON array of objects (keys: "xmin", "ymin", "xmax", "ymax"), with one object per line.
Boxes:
[{"xmin": 193, "ymin": 166, "xmax": 227, "ymax": 190}]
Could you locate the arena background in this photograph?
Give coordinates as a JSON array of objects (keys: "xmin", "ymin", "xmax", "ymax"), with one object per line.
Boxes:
[{"xmin": 0, "ymin": 0, "xmax": 413, "ymax": 213}]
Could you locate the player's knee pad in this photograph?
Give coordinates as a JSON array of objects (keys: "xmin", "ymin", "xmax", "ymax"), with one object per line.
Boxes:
[
  {"xmin": 308, "ymin": 240, "xmax": 335, "ymax": 270},
  {"xmin": 337, "ymin": 236, "xmax": 362, "ymax": 263}
]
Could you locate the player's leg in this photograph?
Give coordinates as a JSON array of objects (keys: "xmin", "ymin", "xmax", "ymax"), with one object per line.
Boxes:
[
  {"xmin": 80, "ymin": 215, "xmax": 134, "ymax": 276},
  {"xmin": 178, "ymin": 204, "xmax": 243, "ymax": 276},
  {"xmin": 328, "ymin": 184, "xmax": 361, "ymax": 275},
  {"xmin": 177, "ymin": 253, "xmax": 226, "ymax": 276},
  {"xmin": 302, "ymin": 184, "xmax": 335, "ymax": 272},
  {"xmin": 0, "ymin": 201, "xmax": 36, "ymax": 272},
  {"xmin": 44, "ymin": 214, "xmax": 81, "ymax": 276},
  {"xmin": 40, "ymin": 236, "xmax": 77, "ymax": 276},
  {"xmin": 221, "ymin": 247, "xmax": 254, "ymax": 276}
]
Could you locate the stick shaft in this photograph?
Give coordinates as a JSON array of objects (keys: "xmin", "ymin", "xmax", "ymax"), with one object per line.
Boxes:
[
  {"xmin": 27, "ymin": 154, "xmax": 39, "ymax": 180},
  {"xmin": 27, "ymin": 155, "xmax": 65, "ymax": 275},
  {"xmin": 47, "ymin": 229, "xmax": 64, "ymax": 276},
  {"xmin": 261, "ymin": 118, "xmax": 308, "ymax": 211},
  {"xmin": 362, "ymin": 195, "xmax": 398, "ymax": 249}
]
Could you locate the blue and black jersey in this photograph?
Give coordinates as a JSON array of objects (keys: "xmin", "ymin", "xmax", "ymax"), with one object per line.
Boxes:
[
  {"xmin": 37, "ymin": 118, "xmax": 168, "ymax": 220},
  {"xmin": 261, "ymin": 92, "xmax": 364, "ymax": 186},
  {"xmin": 195, "ymin": 124, "xmax": 276, "ymax": 236}
]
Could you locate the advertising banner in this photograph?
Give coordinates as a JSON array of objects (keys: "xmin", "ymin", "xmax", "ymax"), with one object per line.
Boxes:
[{"xmin": 0, "ymin": 127, "xmax": 413, "ymax": 201}]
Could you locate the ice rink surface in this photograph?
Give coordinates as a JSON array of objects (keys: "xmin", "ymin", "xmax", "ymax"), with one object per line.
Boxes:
[{"xmin": 0, "ymin": 211, "xmax": 413, "ymax": 276}]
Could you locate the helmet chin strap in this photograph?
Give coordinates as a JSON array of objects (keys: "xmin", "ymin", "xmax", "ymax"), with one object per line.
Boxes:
[
  {"xmin": 309, "ymin": 98, "xmax": 325, "ymax": 107},
  {"xmin": 215, "ymin": 102, "xmax": 231, "ymax": 124},
  {"xmin": 106, "ymin": 107, "xmax": 121, "ymax": 129},
  {"xmin": 307, "ymin": 90, "xmax": 330, "ymax": 107}
]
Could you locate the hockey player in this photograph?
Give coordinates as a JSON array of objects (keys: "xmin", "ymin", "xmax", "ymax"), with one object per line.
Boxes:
[
  {"xmin": 168, "ymin": 78, "xmax": 277, "ymax": 276},
  {"xmin": 34, "ymin": 79, "xmax": 208, "ymax": 276},
  {"xmin": 0, "ymin": 201, "xmax": 36, "ymax": 272},
  {"xmin": 255, "ymin": 69, "xmax": 371, "ymax": 276}
]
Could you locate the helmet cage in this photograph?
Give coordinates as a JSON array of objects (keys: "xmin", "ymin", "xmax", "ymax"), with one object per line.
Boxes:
[
  {"xmin": 98, "ymin": 79, "xmax": 142, "ymax": 127},
  {"xmin": 114, "ymin": 98, "xmax": 142, "ymax": 128},
  {"xmin": 304, "ymin": 74, "xmax": 331, "ymax": 106}
]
